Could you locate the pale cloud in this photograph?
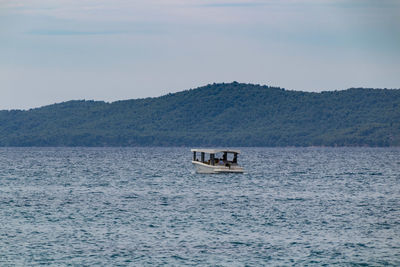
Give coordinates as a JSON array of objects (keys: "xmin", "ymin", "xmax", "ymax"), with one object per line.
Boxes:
[
  {"xmin": 0, "ymin": 0, "xmax": 399, "ymax": 109},
  {"xmin": 3, "ymin": 0, "xmax": 398, "ymax": 26}
]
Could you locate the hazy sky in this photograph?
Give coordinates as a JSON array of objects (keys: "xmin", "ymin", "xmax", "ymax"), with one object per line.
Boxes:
[{"xmin": 1, "ymin": 0, "xmax": 399, "ymax": 109}]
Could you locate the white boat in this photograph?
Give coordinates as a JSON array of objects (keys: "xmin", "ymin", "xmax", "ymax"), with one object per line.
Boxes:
[{"xmin": 191, "ymin": 149, "xmax": 244, "ymax": 174}]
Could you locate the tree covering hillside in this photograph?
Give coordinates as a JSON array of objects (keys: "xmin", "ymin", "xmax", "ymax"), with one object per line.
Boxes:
[{"xmin": 0, "ymin": 82, "xmax": 399, "ymax": 146}]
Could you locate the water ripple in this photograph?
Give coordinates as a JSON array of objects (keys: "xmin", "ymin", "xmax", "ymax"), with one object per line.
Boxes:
[{"xmin": 0, "ymin": 147, "xmax": 399, "ymax": 265}]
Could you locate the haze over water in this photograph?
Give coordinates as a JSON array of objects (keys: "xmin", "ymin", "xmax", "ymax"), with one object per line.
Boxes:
[{"xmin": 0, "ymin": 147, "xmax": 399, "ymax": 265}]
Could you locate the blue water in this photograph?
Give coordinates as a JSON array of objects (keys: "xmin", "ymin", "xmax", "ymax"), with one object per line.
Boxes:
[{"xmin": 0, "ymin": 147, "xmax": 399, "ymax": 266}]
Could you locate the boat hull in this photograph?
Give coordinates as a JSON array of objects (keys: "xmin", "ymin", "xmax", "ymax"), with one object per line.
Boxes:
[{"xmin": 192, "ymin": 161, "xmax": 244, "ymax": 174}]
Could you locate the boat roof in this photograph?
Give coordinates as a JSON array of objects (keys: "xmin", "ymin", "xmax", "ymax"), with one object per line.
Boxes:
[{"xmin": 191, "ymin": 148, "xmax": 241, "ymax": 154}]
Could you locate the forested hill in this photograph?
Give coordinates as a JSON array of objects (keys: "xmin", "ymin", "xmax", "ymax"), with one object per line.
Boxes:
[{"xmin": 1, "ymin": 82, "xmax": 399, "ymax": 146}]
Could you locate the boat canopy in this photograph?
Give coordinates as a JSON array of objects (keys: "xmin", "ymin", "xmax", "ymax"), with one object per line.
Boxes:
[{"xmin": 190, "ymin": 149, "xmax": 241, "ymax": 154}]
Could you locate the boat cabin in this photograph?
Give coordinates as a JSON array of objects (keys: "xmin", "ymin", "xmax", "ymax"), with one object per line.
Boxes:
[{"xmin": 191, "ymin": 149, "xmax": 244, "ymax": 173}]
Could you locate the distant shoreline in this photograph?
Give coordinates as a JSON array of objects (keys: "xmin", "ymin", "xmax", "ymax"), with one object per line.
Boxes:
[{"xmin": 1, "ymin": 83, "xmax": 399, "ymax": 147}]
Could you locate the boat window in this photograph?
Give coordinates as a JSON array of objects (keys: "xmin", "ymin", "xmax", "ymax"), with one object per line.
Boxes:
[
  {"xmin": 213, "ymin": 152, "xmax": 236, "ymax": 163},
  {"xmin": 233, "ymin": 153, "xmax": 238, "ymax": 163},
  {"xmin": 227, "ymin": 153, "xmax": 235, "ymax": 162}
]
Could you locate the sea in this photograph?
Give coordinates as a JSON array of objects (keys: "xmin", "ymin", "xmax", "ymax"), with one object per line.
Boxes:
[{"xmin": 0, "ymin": 147, "xmax": 399, "ymax": 266}]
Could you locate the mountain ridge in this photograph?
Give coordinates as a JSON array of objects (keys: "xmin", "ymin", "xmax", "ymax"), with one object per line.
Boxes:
[{"xmin": 1, "ymin": 82, "xmax": 399, "ymax": 146}]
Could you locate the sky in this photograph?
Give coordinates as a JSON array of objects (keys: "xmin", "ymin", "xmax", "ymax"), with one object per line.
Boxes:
[{"xmin": 1, "ymin": 0, "xmax": 399, "ymax": 110}]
